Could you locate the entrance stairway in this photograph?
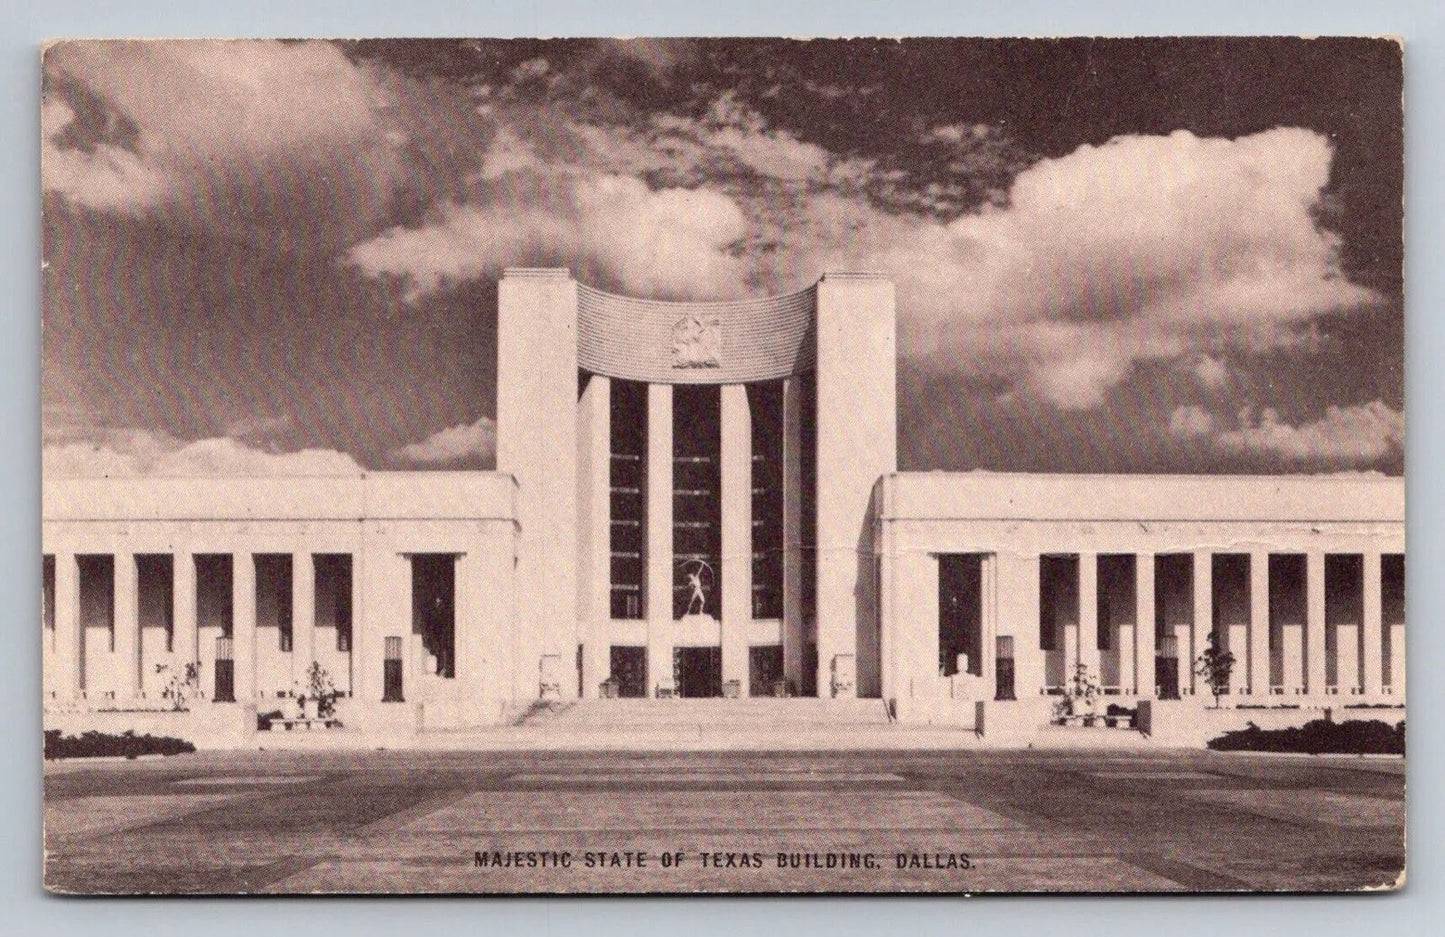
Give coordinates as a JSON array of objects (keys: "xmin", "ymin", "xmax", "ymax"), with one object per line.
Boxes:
[
  {"xmin": 413, "ymin": 697, "xmax": 929, "ymax": 750},
  {"xmin": 504, "ymin": 697, "xmax": 892, "ymax": 729}
]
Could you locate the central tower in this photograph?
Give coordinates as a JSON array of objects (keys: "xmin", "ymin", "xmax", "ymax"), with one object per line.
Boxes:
[{"xmin": 496, "ymin": 269, "xmax": 895, "ymax": 701}]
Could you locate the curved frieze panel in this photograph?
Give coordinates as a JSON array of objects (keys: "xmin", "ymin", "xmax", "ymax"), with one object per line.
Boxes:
[{"xmin": 576, "ymin": 283, "xmax": 816, "ymax": 384}]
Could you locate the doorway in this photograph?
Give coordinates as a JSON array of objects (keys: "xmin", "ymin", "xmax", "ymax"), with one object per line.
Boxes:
[
  {"xmin": 749, "ymin": 644, "xmax": 784, "ymax": 696},
  {"xmin": 675, "ymin": 646, "xmax": 722, "ymax": 698},
  {"xmin": 609, "ymin": 645, "xmax": 647, "ymax": 698},
  {"xmin": 410, "ymin": 555, "xmax": 455, "ymax": 679}
]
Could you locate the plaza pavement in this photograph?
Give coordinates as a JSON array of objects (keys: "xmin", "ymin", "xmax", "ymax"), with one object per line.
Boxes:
[{"xmin": 43, "ymin": 748, "xmax": 1404, "ymax": 894}]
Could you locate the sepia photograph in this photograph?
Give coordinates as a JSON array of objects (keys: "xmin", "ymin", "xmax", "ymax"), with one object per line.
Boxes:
[{"xmin": 39, "ymin": 36, "xmax": 1404, "ymax": 895}]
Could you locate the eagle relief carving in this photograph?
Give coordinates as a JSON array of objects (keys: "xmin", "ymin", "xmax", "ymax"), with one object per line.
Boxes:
[{"xmin": 670, "ymin": 314, "xmax": 722, "ymax": 368}]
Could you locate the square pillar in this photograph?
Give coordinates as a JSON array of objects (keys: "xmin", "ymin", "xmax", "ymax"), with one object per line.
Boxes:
[
  {"xmin": 646, "ymin": 383, "xmax": 674, "ymax": 694},
  {"xmin": 1135, "ymin": 553, "xmax": 1155, "ymax": 698},
  {"xmin": 1077, "ymin": 552, "xmax": 1099, "ymax": 679},
  {"xmin": 1388, "ymin": 624, "xmax": 1406, "ymax": 698},
  {"xmin": 1005, "ymin": 554, "xmax": 1044, "ymax": 696},
  {"xmin": 893, "ymin": 550, "xmax": 938, "ymax": 700},
  {"xmin": 53, "ymin": 552, "xmax": 80, "ymax": 699},
  {"xmin": 815, "ymin": 273, "xmax": 896, "ymax": 698},
  {"xmin": 1306, "ymin": 551, "xmax": 1327, "ymax": 695},
  {"xmin": 292, "ymin": 552, "xmax": 315, "ymax": 684},
  {"xmin": 113, "ymin": 553, "xmax": 140, "ymax": 700},
  {"xmin": 1249, "ymin": 551, "xmax": 1269, "ymax": 697},
  {"xmin": 232, "ymin": 553, "xmax": 257, "ymax": 702},
  {"xmin": 1362, "ymin": 552, "xmax": 1383, "ymax": 698},
  {"xmin": 1191, "ymin": 550, "xmax": 1212, "ymax": 696},
  {"xmin": 576, "ymin": 373, "xmax": 611, "ymax": 698},
  {"xmin": 1280, "ymin": 619, "xmax": 1303, "ymax": 694},
  {"xmin": 720, "ymin": 383, "xmax": 752, "ymax": 695},
  {"xmin": 781, "ymin": 375, "xmax": 805, "ymax": 687},
  {"xmin": 173, "ymin": 552, "xmax": 197, "ymax": 665},
  {"xmin": 497, "ymin": 268, "xmax": 579, "ymax": 698},
  {"xmin": 357, "ymin": 546, "xmax": 409, "ymax": 703},
  {"xmin": 979, "ymin": 553, "xmax": 998, "ymax": 701}
]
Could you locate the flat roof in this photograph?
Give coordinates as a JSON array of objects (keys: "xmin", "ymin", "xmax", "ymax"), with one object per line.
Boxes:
[
  {"xmin": 876, "ymin": 472, "xmax": 1404, "ymax": 524},
  {"xmin": 42, "ymin": 472, "xmax": 517, "ymax": 523}
]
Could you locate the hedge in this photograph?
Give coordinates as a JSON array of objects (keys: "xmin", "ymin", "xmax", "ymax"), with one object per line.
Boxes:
[{"xmin": 1207, "ymin": 718, "xmax": 1404, "ymax": 754}]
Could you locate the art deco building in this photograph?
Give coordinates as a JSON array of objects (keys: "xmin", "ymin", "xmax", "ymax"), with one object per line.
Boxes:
[{"xmin": 41, "ymin": 270, "xmax": 1405, "ymax": 739}]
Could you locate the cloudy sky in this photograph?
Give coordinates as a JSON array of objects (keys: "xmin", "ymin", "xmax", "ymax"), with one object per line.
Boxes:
[{"xmin": 40, "ymin": 37, "xmax": 1402, "ymax": 478}]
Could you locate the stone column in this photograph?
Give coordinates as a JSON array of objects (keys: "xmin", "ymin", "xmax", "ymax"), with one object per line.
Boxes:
[
  {"xmin": 781, "ymin": 375, "xmax": 805, "ymax": 688},
  {"xmin": 233, "ymin": 552, "xmax": 257, "ymax": 703},
  {"xmin": 53, "ymin": 553, "xmax": 80, "ymax": 699},
  {"xmin": 1249, "ymin": 551, "xmax": 1269, "ymax": 697},
  {"xmin": 292, "ymin": 552, "xmax": 315, "ymax": 685},
  {"xmin": 1362, "ymin": 551, "xmax": 1383, "ymax": 698},
  {"xmin": 720, "ymin": 383, "xmax": 752, "ymax": 695},
  {"xmin": 646, "ymin": 383, "xmax": 674, "ymax": 694},
  {"xmin": 576, "ymin": 374, "xmax": 611, "ymax": 698},
  {"xmin": 1135, "ymin": 553, "xmax": 1156, "ymax": 698},
  {"xmin": 1191, "ymin": 550, "xmax": 1212, "ymax": 696},
  {"xmin": 113, "ymin": 553, "xmax": 140, "ymax": 700},
  {"xmin": 980, "ymin": 553, "xmax": 998, "ymax": 700},
  {"xmin": 1306, "ymin": 550, "xmax": 1327, "ymax": 695},
  {"xmin": 173, "ymin": 552, "xmax": 197, "ymax": 665},
  {"xmin": 994, "ymin": 552, "xmax": 1042, "ymax": 698},
  {"xmin": 1077, "ymin": 552, "xmax": 1099, "ymax": 679},
  {"xmin": 357, "ymin": 546, "xmax": 409, "ymax": 703}
]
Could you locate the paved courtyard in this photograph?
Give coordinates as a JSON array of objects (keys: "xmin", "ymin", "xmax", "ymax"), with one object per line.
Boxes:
[{"xmin": 43, "ymin": 749, "xmax": 1405, "ymax": 894}]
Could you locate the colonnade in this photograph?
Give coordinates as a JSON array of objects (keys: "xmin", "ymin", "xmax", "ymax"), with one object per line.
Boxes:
[
  {"xmin": 43, "ymin": 551, "xmax": 350, "ymax": 705},
  {"xmin": 991, "ymin": 549, "xmax": 1404, "ymax": 703}
]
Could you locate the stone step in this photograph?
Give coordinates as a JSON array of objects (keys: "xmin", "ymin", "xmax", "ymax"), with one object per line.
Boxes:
[
  {"xmin": 509, "ymin": 698, "xmax": 893, "ymax": 728},
  {"xmin": 1028, "ymin": 724, "xmax": 1153, "ymax": 749}
]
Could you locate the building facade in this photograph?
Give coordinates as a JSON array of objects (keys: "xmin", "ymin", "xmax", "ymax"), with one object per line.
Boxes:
[{"xmin": 41, "ymin": 270, "xmax": 1405, "ymax": 739}]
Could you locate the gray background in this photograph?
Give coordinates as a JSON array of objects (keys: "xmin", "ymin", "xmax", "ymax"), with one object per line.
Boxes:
[{"xmin": 5, "ymin": 1, "xmax": 1440, "ymax": 934}]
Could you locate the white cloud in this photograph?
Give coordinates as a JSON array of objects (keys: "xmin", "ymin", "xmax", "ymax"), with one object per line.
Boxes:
[
  {"xmin": 43, "ymin": 40, "xmax": 399, "ymax": 221},
  {"xmin": 348, "ymin": 173, "xmax": 748, "ymax": 302},
  {"xmin": 781, "ymin": 128, "xmax": 1377, "ymax": 409},
  {"xmin": 1168, "ymin": 404, "xmax": 1216, "ymax": 439},
  {"xmin": 41, "ymin": 97, "xmax": 168, "ymax": 214},
  {"xmin": 1193, "ymin": 355, "xmax": 1229, "ymax": 389},
  {"xmin": 389, "ymin": 417, "xmax": 496, "ymax": 465},
  {"xmin": 44, "ymin": 428, "xmax": 363, "ymax": 477},
  {"xmin": 1214, "ymin": 401, "xmax": 1403, "ymax": 464}
]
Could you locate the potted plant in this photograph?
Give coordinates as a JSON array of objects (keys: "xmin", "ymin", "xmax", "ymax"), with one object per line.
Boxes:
[
  {"xmin": 301, "ymin": 661, "xmax": 338, "ymax": 721},
  {"xmin": 600, "ymin": 676, "xmax": 620, "ymax": 699},
  {"xmin": 156, "ymin": 661, "xmax": 201, "ymax": 712},
  {"xmin": 1054, "ymin": 662, "xmax": 1101, "ymax": 724},
  {"xmin": 722, "ymin": 679, "xmax": 741, "ymax": 699}
]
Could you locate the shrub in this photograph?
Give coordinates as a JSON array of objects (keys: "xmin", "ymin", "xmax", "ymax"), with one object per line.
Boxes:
[
  {"xmin": 44, "ymin": 729, "xmax": 196, "ymax": 760},
  {"xmin": 1193, "ymin": 631, "xmax": 1236, "ymax": 709},
  {"xmin": 1207, "ymin": 718, "xmax": 1404, "ymax": 755}
]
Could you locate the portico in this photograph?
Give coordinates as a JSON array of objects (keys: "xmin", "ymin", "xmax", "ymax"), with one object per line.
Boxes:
[
  {"xmin": 875, "ymin": 473, "xmax": 1405, "ymax": 722},
  {"xmin": 498, "ymin": 269, "xmax": 896, "ymax": 702}
]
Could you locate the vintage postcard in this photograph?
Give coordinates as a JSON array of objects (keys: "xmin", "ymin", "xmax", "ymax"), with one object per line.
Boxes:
[{"xmin": 41, "ymin": 37, "xmax": 1404, "ymax": 894}]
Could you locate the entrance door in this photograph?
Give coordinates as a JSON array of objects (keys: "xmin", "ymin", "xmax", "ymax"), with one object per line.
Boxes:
[
  {"xmin": 610, "ymin": 645, "xmax": 647, "ymax": 698},
  {"xmin": 675, "ymin": 646, "xmax": 722, "ymax": 698},
  {"xmin": 749, "ymin": 644, "xmax": 784, "ymax": 696}
]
